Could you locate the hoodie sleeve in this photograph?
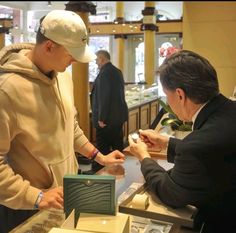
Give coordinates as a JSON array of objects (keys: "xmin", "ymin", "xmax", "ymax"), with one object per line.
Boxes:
[
  {"xmin": 0, "ymin": 90, "xmax": 40, "ymax": 209},
  {"xmin": 73, "ymin": 107, "xmax": 89, "ymax": 151}
]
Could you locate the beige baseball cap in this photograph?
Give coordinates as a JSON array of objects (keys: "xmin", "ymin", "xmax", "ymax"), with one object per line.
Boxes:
[{"xmin": 40, "ymin": 10, "xmax": 96, "ymax": 63}]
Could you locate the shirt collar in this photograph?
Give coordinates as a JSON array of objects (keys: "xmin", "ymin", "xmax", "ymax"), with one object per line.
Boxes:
[{"xmin": 191, "ymin": 102, "xmax": 208, "ymax": 130}]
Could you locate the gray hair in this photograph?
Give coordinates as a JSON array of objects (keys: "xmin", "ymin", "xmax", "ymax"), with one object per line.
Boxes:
[{"xmin": 96, "ymin": 50, "xmax": 110, "ymax": 60}]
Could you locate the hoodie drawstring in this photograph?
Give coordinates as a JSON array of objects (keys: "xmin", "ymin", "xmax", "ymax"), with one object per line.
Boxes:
[{"xmin": 51, "ymin": 78, "xmax": 67, "ymax": 126}]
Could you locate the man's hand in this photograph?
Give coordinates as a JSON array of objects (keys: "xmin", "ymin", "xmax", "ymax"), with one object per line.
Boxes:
[
  {"xmin": 39, "ymin": 187, "xmax": 63, "ymax": 210},
  {"xmin": 139, "ymin": 129, "xmax": 169, "ymax": 151},
  {"xmin": 128, "ymin": 135, "xmax": 151, "ymax": 161},
  {"xmin": 97, "ymin": 150, "xmax": 125, "ymax": 166},
  {"xmin": 98, "ymin": 121, "xmax": 106, "ymax": 128}
]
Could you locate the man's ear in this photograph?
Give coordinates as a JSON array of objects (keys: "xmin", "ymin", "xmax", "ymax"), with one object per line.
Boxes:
[
  {"xmin": 176, "ymin": 88, "xmax": 186, "ymax": 102},
  {"xmin": 44, "ymin": 40, "xmax": 54, "ymax": 53}
]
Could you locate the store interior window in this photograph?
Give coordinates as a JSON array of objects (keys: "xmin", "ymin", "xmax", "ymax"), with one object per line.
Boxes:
[
  {"xmin": 135, "ymin": 41, "xmax": 144, "ymax": 83},
  {"xmin": 156, "ymin": 34, "xmax": 181, "ymax": 96},
  {"xmin": 89, "ymin": 11, "xmax": 110, "ymax": 23},
  {"xmin": 0, "ymin": 6, "xmax": 22, "ymax": 45}
]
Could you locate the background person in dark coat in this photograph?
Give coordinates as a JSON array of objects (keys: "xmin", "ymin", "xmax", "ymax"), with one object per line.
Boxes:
[
  {"xmin": 128, "ymin": 50, "xmax": 236, "ymax": 233},
  {"xmin": 91, "ymin": 50, "xmax": 128, "ymax": 172}
]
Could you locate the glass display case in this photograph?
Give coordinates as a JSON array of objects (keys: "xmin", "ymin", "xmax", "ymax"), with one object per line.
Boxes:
[{"xmin": 125, "ymin": 84, "xmax": 159, "ymax": 108}]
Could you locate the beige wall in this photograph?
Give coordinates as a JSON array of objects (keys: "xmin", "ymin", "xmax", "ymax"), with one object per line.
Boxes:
[{"xmin": 183, "ymin": 2, "xmax": 236, "ymax": 97}]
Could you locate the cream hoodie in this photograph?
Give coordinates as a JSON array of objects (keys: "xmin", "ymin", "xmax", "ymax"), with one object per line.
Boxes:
[{"xmin": 0, "ymin": 43, "xmax": 88, "ymax": 209}]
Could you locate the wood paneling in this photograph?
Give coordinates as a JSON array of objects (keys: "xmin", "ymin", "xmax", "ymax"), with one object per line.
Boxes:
[
  {"xmin": 140, "ymin": 104, "xmax": 150, "ymax": 130},
  {"xmin": 128, "ymin": 108, "xmax": 140, "ymax": 134},
  {"xmin": 89, "ymin": 20, "xmax": 182, "ymax": 36},
  {"xmin": 150, "ymin": 100, "xmax": 159, "ymax": 126}
]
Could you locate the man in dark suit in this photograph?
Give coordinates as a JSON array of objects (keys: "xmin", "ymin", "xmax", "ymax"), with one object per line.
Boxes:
[
  {"xmin": 128, "ymin": 50, "xmax": 236, "ymax": 233},
  {"xmin": 91, "ymin": 50, "xmax": 128, "ymax": 172}
]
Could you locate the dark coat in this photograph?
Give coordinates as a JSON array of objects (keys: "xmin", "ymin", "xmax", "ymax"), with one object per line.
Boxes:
[
  {"xmin": 91, "ymin": 62, "xmax": 128, "ymax": 128},
  {"xmin": 141, "ymin": 94, "xmax": 236, "ymax": 231}
]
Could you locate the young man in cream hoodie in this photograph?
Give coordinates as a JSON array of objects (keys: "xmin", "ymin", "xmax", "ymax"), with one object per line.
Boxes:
[{"xmin": 0, "ymin": 10, "xmax": 125, "ymax": 232}]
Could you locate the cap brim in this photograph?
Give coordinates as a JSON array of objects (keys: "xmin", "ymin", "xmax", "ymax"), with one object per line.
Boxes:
[{"xmin": 65, "ymin": 44, "xmax": 96, "ymax": 63}]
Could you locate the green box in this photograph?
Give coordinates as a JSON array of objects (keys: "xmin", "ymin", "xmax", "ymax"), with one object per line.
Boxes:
[{"xmin": 64, "ymin": 174, "xmax": 116, "ymax": 224}]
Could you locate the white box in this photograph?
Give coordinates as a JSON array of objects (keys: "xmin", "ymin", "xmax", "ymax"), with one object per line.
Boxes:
[
  {"xmin": 49, "ymin": 228, "xmax": 90, "ymax": 233},
  {"xmin": 49, "ymin": 209, "xmax": 130, "ymax": 233},
  {"xmin": 76, "ymin": 213, "xmax": 130, "ymax": 233}
]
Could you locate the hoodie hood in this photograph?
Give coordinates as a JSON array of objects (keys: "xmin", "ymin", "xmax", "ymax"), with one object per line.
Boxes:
[
  {"xmin": 0, "ymin": 43, "xmax": 68, "ymax": 124},
  {"xmin": 0, "ymin": 43, "xmax": 56, "ymax": 85}
]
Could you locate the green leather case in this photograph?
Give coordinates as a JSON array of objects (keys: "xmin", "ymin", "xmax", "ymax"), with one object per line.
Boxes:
[{"xmin": 64, "ymin": 174, "xmax": 116, "ymax": 224}]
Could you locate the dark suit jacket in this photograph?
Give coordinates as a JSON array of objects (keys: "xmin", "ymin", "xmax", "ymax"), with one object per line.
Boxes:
[
  {"xmin": 91, "ymin": 62, "xmax": 128, "ymax": 128},
  {"xmin": 141, "ymin": 94, "xmax": 236, "ymax": 231}
]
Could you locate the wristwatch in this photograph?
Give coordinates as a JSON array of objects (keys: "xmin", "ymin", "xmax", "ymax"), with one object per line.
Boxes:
[{"xmin": 34, "ymin": 191, "xmax": 43, "ymax": 209}]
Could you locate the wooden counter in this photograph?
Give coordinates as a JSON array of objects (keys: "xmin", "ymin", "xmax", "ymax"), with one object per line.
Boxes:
[{"xmin": 123, "ymin": 146, "xmax": 168, "ymax": 160}]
